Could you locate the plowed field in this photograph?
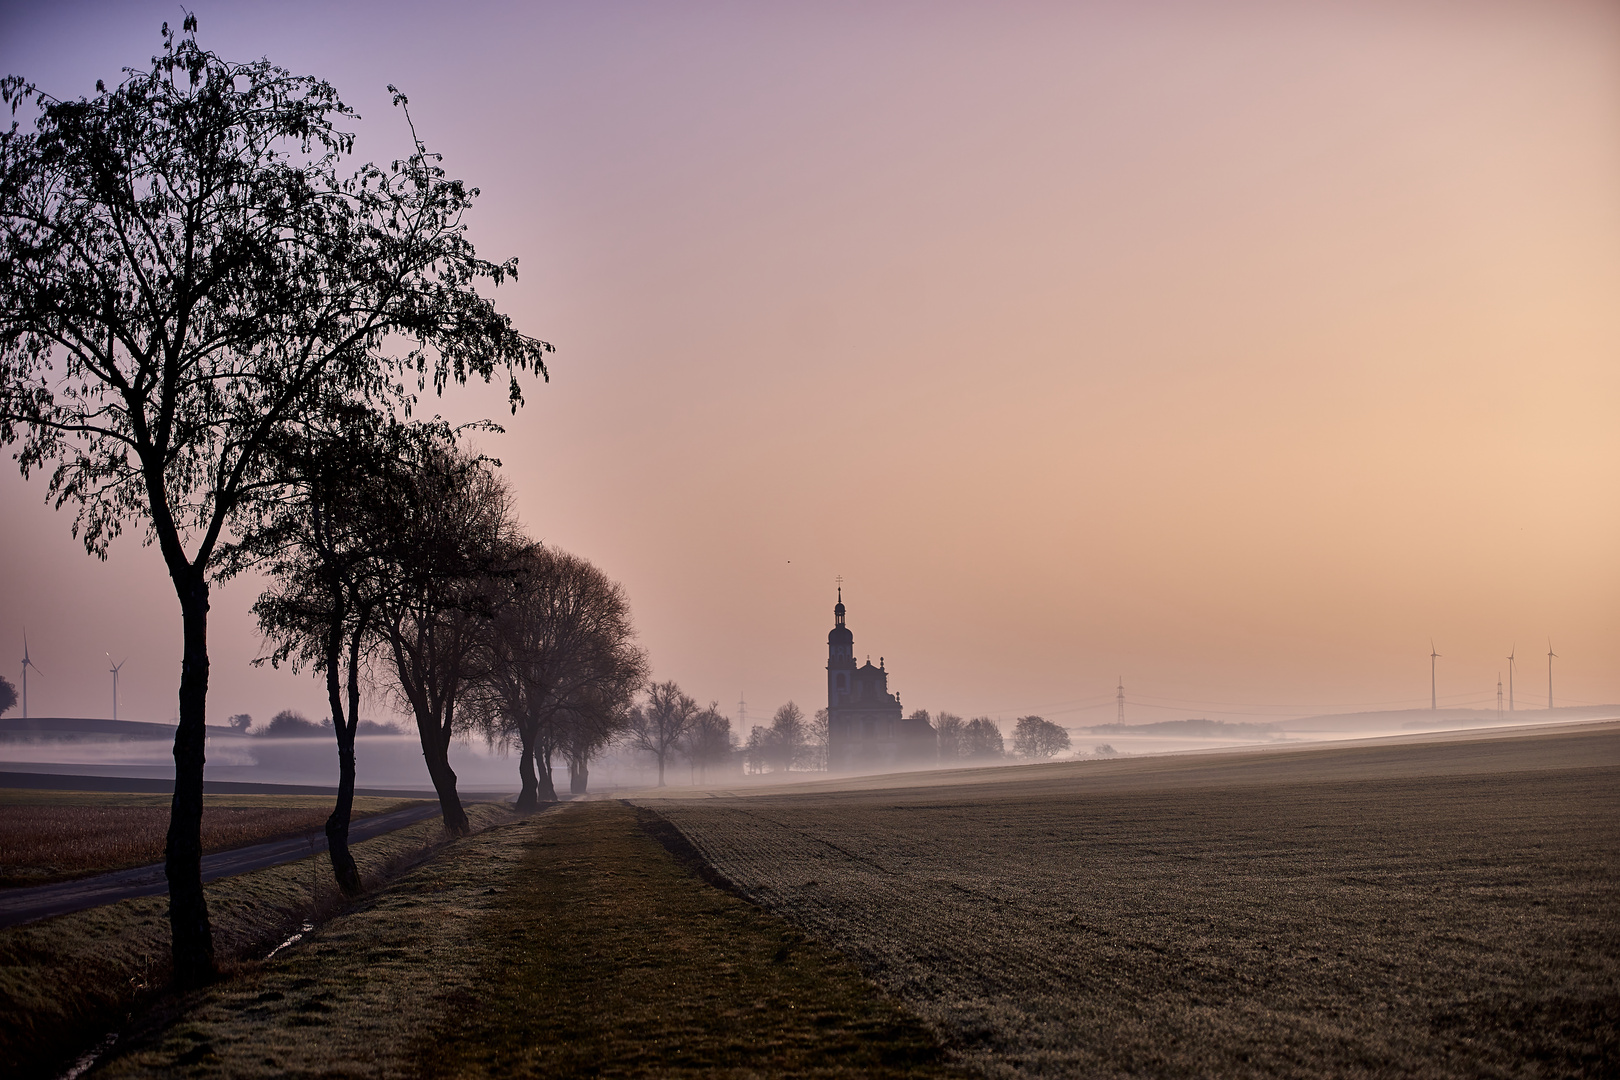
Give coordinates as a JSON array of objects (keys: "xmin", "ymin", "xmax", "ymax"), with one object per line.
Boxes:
[{"xmin": 646, "ymin": 724, "xmax": 1620, "ymax": 1078}]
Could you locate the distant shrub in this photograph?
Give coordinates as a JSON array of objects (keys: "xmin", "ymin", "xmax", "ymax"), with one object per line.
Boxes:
[
  {"xmin": 1094, "ymin": 744, "xmax": 1118, "ymax": 756},
  {"xmin": 259, "ymin": 709, "xmax": 331, "ymax": 737},
  {"xmin": 357, "ymin": 719, "xmax": 404, "ymax": 735}
]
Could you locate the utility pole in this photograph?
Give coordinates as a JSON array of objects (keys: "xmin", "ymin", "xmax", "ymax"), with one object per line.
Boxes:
[
  {"xmin": 1507, "ymin": 647, "xmax": 1515, "ymax": 711},
  {"xmin": 1430, "ymin": 640, "xmax": 1440, "ymax": 710},
  {"xmin": 1116, "ymin": 676, "xmax": 1125, "ymax": 725},
  {"xmin": 1547, "ymin": 641, "xmax": 1556, "ymax": 710}
]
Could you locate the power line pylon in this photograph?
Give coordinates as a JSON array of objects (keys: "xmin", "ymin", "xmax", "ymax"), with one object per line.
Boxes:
[{"xmin": 1116, "ymin": 676, "xmax": 1125, "ymax": 725}]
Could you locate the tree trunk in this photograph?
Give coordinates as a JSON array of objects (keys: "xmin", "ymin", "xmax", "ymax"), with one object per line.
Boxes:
[
  {"xmin": 165, "ymin": 570, "xmax": 216, "ymax": 987},
  {"xmin": 420, "ymin": 729, "xmax": 470, "ymax": 835},
  {"xmin": 656, "ymin": 750, "xmax": 666, "ymax": 787},
  {"xmin": 569, "ymin": 756, "xmax": 588, "ymax": 795},
  {"xmin": 535, "ymin": 744, "xmax": 559, "ymax": 802},
  {"xmin": 515, "ymin": 724, "xmax": 539, "ymax": 812},
  {"xmin": 324, "ymin": 621, "xmax": 362, "ymax": 897}
]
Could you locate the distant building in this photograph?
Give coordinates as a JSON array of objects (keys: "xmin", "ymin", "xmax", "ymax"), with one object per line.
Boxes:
[{"xmin": 825, "ymin": 590, "xmax": 935, "ymax": 771}]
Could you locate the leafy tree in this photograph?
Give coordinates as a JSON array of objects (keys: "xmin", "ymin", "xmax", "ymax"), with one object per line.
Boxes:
[
  {"xmin": 0, "ymin": 673, "xmax": 16, "ymax": 717},
  {"xmin": 627, "ymin": 681, "xmax": 699, "ymax": 786},
  {"xmin": 1011, "ymin": 715, "xmax": 1071, "ymax": 760},
  {"xmin": 0, "ymin": 21, "xmax": 547, "ymax": 982},
  {"xmin": 962, "ymin": 717, "xmax": 1005, "ymax": 761}
]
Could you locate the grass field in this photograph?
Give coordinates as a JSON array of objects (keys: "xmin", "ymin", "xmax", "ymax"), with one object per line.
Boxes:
[
  {"xmin": 647, "ymin": 723, "xmax": 1620, "ymax": 1078},
  {"xmin": 0, "ymin": 792, "xmax": 424, "ymax": 886},
  {"xmin": 92, "ymin": 802, "xmax": 955, "ymax": 1079}
]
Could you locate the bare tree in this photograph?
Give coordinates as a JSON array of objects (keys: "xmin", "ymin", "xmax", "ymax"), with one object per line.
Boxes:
[
  {"xmin": 1011, "ymin": 715, "xmax": 1071, "ymax": 760},
  {"xmin": 743, "ymin": 725, "xmax": 770, "ymax": 775},
  {"xmin": 0, "ymin": 22, "xmax": 547, "ymax": 981},
  {"xmin": 935, "ymin": 712, "xmax": 965, "ymax": 762},
  {"xmin": 681, "ymin": 703, "xmax": 735, "ymax": 784},
  {"xmin": 469, "ymin": 544, "xmax": 645, "ymax": 808},
  {"xmin": 806, "ymin": 708, "xmax": 830, "ymax": 771},
  {"xmin": 626, "ymin": 681, "xmax": 699, "ymax": 787},
  {"xmin": 962, "ymin": 717, "xmax": 1005, "ymax": 761},
  {"xmin": 769, "ymin": 701, "xmax": 806, "ymax": 773},
  {"xmin": 375, "ymin": 450, "xmax": 517, "ymax": 833}
]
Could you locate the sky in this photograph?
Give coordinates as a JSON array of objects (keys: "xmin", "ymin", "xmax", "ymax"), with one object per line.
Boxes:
[{"xmin": 1, "ymin": 0, "xmax": 1617, "ymax": 733}]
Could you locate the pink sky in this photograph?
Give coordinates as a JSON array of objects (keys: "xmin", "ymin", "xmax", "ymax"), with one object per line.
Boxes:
[{"xmin": 2, "ymin": 0, "xmax": 1617, "ymax": 731}]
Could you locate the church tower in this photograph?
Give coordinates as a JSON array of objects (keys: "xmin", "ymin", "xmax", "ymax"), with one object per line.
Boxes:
[{"xmin": 827, "ymin": 587, "xmax": 856, "ymax": 710}]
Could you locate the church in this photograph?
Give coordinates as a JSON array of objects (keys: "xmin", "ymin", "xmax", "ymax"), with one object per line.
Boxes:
[{"xmin": 825, "ymin": 589, "xmax": 937, "ymax": 772}]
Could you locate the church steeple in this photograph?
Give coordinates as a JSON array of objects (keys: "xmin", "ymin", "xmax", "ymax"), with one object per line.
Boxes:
[{"xmin": 834, "ymin": 586, "xmax": 845, "ymax": 627}]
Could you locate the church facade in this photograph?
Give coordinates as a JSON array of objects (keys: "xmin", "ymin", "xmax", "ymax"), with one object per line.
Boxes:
[{"xmin": 826, "ymin": 590, "xmax": 936, "ymax": 772}]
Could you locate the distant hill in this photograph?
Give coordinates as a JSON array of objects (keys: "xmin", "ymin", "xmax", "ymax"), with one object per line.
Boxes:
[
  {"xmin": 1082, "ymin": 718, "xmax": 1277, "ymax": 739},
  {"xmin": 0, "ymin": 717, "xmax": 239, "ymax": 739}
]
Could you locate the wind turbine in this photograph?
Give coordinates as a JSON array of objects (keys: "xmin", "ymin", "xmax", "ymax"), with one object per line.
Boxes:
[
  {"xmin": 20, "ymin": 632, "xmax": 43, "ymax": 720},
  {"xmin": 1507, "ymin": 646, "xmax": 1515, "ymax": 711},
  {"xmin": 1430, "ymin": 640, "xmax": 1440, "ymax": 710},
  {"xmin": 1547, "ymin": 639, "xmax": 1556, "ymax": 710},
  {"xmin": 107, "ymin": 653, "xmax": 127, "ymax": 722}
]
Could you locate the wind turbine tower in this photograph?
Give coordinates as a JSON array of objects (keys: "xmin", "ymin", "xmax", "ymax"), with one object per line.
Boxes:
[
  {"xmin": 1430, "ymin": 640, "xmax": 1440, "ymax": 710},
  {"xmin": 1507, "ymin": 647, "xmax": 1515, "ymax": 711},
  {"xmin": 1116, "ymin": 676, "xmax": 1125, "ymax": 725},
  {"xmin": 1547, "ymin": 640, "xmax": 1556, "ymax": 710},
  {"xmin": 20, "ymin": 633, "xmax": 42, "ymax": 720},
  {"xmin": 107, "ymin": 654, "xmax": 127, "ymax": 722},
  {"xmin": 1496, "ymin": 674, "xmax": 1503, "ymax": 720}
]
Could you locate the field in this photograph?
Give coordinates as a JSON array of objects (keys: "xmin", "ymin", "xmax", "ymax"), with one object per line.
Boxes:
[
  {"xmin": 91, "ymin": 802, "xmax": 954, "ymax": 1079},
  {"xmin": 646, "ymin": 723, "xmax": 1620, "ymax": 1078},
  {"xmin": 0, "ymin": 792, "xmax": 424, "ymax": 886}
]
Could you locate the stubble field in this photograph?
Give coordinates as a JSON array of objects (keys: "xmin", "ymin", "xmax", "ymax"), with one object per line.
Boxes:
[
  {"xmin": 0, "ymin": 792, "xmax": 423, "ymax": 886},
  {"xmin": 646, "ymin": 723, "xmax": 1620, "ymax": 1078}
]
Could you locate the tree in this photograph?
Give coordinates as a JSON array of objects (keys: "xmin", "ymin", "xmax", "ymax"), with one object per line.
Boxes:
[
  {"xmin": 469, "ymin": 543, "xmax": 645, "ymax": 808},
  {"xmin": 0, "ymin": 673, "xmax": 15, "ymax": 717},
  {"xmin": 681, "ymin": 703, "xmax": 734, "ymax": 784},
  {"xmin": 806, "ymin": 708, "xmax": 830, "ymax": 771},
  {"xmin": 935, "ymin": 712, "xmax": 965, "ymax": 762},
  {"xmin": 743, "ymin": 725, "xmax": 771, "ymax": 775},
  {"xmin": 626, "ymin": 681, "xmax": 699, "ymax": 786},
  {"xmin": 1011, "ymin": 715, "xmax": 1071, "ymax": 760},
  {"xmin": 0, "ymin": 22, "xmax": 547, "ymax": 983},
  {"xmin": 769, "ymin": 701, "xmax": 806, "ymax": 772},
  {"xmin": 228, "ymin": 405, "xmax": 433, "ymax": 892},
  {"xmin": 962, "ymin": 717, "xmax": 1005, "ymax": 761},
  {"xmin": 225, "ymin": 713, "xmax": 252, "ymax": 732},
  {"xmin": 375, "ymin": 449, "xmax": 517, "ymax": 833}
]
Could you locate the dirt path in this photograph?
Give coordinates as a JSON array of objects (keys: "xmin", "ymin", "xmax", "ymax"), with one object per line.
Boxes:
[
  {"xmin": 0, "ymin": 804, "xmax": 444, "ymax": 928},
  {"xmin": 94, "ymin": 802, "xmax": 957, "ymax": 1079}
]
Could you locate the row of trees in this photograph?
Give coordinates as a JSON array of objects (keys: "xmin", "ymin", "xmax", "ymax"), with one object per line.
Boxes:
[{"xmin": 0, "ymin": 21, "xmax": 551, "ymax": 983}]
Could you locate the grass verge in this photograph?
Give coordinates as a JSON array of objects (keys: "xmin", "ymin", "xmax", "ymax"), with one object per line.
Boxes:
[
  {"xmin": 0, "ymin": 802, "xmax": 510, "ymax": 1078},
  {"xmin": 92, "ymin": 801, "xmax": 958, "ymax": 1079}
]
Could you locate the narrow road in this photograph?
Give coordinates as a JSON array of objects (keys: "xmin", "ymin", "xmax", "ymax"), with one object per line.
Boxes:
[{"xmin": 0, "ymin": 804, "xmax": 446, "ymax": 928}]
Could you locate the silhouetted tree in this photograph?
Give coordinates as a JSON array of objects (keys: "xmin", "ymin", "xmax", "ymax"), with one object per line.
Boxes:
[
  {"xmin": 1011, "ymin": 715, "xmax": 1071, "ymax": 760},
  {"xmin": 626, "ymin": 681, "xmax": 699, "ymax": 786},
  {"xmin": 226, "ymin": 713, "xmax": 252, "ymax": 732},
  {"xmin": 0, "ymin": 674, "xmax": 16, "ymax": 718},
  {"xmin": 806, "ymin": 708, "xmax": 830, "ymax": 771},
  {"xmin": 375, "ymin": 450, "xmax": 517, "ymax": 833},
  {"xmin": 226, "ymin": 406, "xmax": 441, "ymax": 892},
  {"xmin": 962, "ymin": 717, "xmax": 1005, "ymax": 760},
  {"xmin": 743, "ymin": 725, "xmax": 770, "ymax": 775},
  {"xmin": 468, "ymin": 544, "xmax": 645, "ymax": 808},
  {"xmin": 681, "ymin": 703, "xmax": 735, "ymax": 783},
  {"xmin": 0, "ymin": 21, "xmax": 547, "ymax": 982},
  {"xmin": 935, "ymin": 712, "xmax": 965, "ymax": 762},
  {"xmin": 769, "ymin": 701, "xmax": 806, "ymax": 772},
  {"xmin": 260, "ymin": 709, "xmax": 330, "ymax": 736}
]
